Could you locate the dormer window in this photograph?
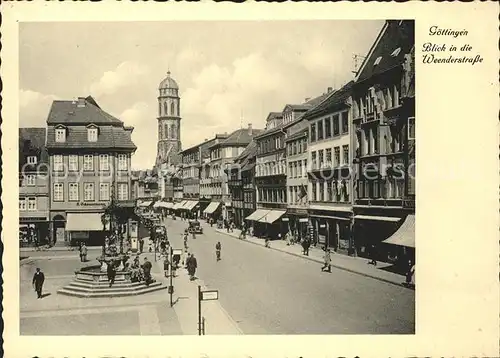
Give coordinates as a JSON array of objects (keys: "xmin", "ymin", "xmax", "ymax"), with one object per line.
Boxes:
[
  {"xmin": 391, "ymin": 47, "xmax": 401, "ymax": 57},
  {"xmin": 87, "ymin": 126, "xmax": 98, "ymax": 142},
  {"xmin": 55, "ymin": 128, "xmax": 66, "ymax": 143},
  {"xmin": 374, "ymin": 56, "xmax": 382, "ymax": 66},
  {"xmin": 27, "ymin": 156, "xmax": 37, "ymax": 165}
]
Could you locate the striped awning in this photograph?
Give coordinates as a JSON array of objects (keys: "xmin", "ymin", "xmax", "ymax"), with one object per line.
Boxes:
[
  {"xmin": 203, "ymin": 202, "xmax": 221, "ymax": 214},
  {"xmin": 258, "ymin": 210, "xmax": 286, "ymax": 224},
  {"xmin": 383, "ymin": 214, "xmax": 415, "ymax": 248},
  {"xmin": 66, "ymin": 213, "xmax": 103, "ymax": 231},
  {"xmin": 182, "ymin": 201, "xmax": 199, "ymax": 211},
  {"xmin": 245, "ymin": 209, "xmax": 270, "ymax": 221},
  {"xmin": 354, "ymin": 215, "xmax": 401, "ymax": 222},
  {"xmin": 138, "ymin": 200, "xmax": 153, "ymax": 207}
]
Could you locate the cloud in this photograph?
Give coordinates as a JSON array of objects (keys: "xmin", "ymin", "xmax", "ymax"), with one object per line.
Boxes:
[
  {"xmin": 119, "ymin": 102, "xmax": 157, "ymax": 169},
  {"xmin": 19, "ymin": 89, "xmax": 59, "ymax": 127},
  {"xmin": 89, "ymin": 61, "xmax": 149, "ymax": 97}
]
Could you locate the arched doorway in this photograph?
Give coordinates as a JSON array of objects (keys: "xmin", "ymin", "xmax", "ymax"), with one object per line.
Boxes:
[{"xmin": 52, "ymin": 214, "xmax": 66, "ymax": 246}]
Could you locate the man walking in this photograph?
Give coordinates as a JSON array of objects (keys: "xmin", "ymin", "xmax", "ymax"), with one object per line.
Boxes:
[
  {"xmin": 107, "ymin": 261, "xmax": 116, "ymax": 287},
  {"xmin": 32, "ymin": 267, "xmax": 45, "ymax": 299},
  {"xmin": 139, "ymin": 237, "xmax": 145, "ymax": 253},
  {"xmin": 142, "ymin": 257, "xmax": 153, "ymax": 285},
  {"xmin": 79, "ymin": 243, "xmax": 88, "ymax": 262},
  {"xmin": 321, "ymin": 249, "xmax": 332, "ymax": 273},
  {"xmin": 187, "ymin": 253, "xmax": 197, "ymax": 281}
]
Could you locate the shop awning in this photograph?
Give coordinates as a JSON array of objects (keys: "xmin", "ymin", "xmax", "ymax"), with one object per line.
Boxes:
[
  {"xmin": 203, "ymin": 202, "xmax": 221, "ymax": 214},
  {"xmin": 245, "ymin": 209, "xmax": 270, "ymax": 221},
  {"xmin": 309, "ymin": 204, "xmax": 352, "ymax": 213},
  {"xmin": 259, "ymin": 210, "xmax": 286, "ymax": 224},
  {"xmin": 354, "ymin": 215, "xmax": 401, "ymax": 222},
  {"xmin": 383, "ymin": 214, "xmax": 415, "ymax": 248},
  {"xmin": 153, "ymin": 202, "xmax": 162, "ymax": 208},
  {"xmin": 183, "ymin": 201, "xmax": 199, "ymax": 211},
  {"xmin": 66, "ymin": 213, "xmax": 103, "ymax": 231},
  {"xmin": 172, "ymin": 202, "xmax": 183, "ymax": 210},
  {"xmin": 162, "ymin": 202, "xmax": 173, "ymax": 209},
  {"xmin": 138, "ymin": 200, "xmax": 152, "ymax": 207}
]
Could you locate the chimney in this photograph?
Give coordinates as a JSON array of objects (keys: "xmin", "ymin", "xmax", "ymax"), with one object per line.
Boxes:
[
  {"xmin": 77, "ymin": 97, "xmax": 86, "ymax": 107},
  {"xmin": 305, "ymin": 97, "xmax": 311, "ymax": 102},
  {"xmin": 327, "ymin": 87, "xmax": 333, "ymax": 93},
  {"xmin": 248, "ymin": 123, "xmax": 253, "ymax": 136}
]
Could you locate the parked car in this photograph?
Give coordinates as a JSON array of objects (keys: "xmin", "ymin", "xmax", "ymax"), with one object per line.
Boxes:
[{"xmin": 188, "ymin": 220, "xmax": 203, "ymax": 234}]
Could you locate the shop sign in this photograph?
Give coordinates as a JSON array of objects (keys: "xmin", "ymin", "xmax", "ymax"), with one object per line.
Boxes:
[
  {"xmin": 77, "ymin": 202, "xmax": 106, "ymax": 207},
  {"xmin": 200, "ymin": 290, "xmax": 219, "ymax": 301}
]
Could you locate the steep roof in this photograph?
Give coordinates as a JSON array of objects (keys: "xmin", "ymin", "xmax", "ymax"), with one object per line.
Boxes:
[
  {"xmin": 356, "ymin": 20, "xmax": 415, "ymax": 83},
  {"xmin": 256, "ymin": 92, "xmax": 329, "ymax": 140},
  {"xmin": 47, "ymin": 96, "xmax": 122, "ymax": 125},
  {"xmin": 19, "ymin": 127, "xmax": 48, "ymax": 170},
  {"xmin": 46, "ymin": 125, "xmax": 136, "ymax": 150},
  {"xmin": 215, "ymin": 127, "xmax": 264, "ymax": 147},
  {"xmin": 302, "ymin": 81, "xmax": 354, "ymax": 120},
  {"xmin": 285, "ymin": 124, "xmax": 308, "ymax": 142},
  {"xmin": 235, "ymin": 140, "xmax": 257, "ymax": 163}
]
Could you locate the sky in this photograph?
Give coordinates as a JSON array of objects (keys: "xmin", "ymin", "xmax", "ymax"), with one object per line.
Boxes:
[{"xmin": 19, "ymin": 20, "xmax": 384, "ymax": 169}]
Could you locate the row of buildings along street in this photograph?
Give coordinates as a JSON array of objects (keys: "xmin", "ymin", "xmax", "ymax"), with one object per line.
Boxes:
[{"xmin": 20, "ymin": 20, "xmax": 415, "ymax": 272}]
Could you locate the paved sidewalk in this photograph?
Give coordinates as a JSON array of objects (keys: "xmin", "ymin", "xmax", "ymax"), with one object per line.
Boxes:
[
  {"xmin": 212, "ymin": 227, "xmax": 407, "ymax": 288},
  {"xmin": 151, "ymin": 252, "xmax": 242, "ymax": 335}
]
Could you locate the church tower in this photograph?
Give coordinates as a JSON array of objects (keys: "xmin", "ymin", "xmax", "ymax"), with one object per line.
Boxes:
[{"xmin": 156, "ymin": 71, "xmax": 182, "ymax": 167}]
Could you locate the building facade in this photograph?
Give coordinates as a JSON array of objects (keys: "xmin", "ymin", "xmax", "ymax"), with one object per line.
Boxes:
[
  {"xmin": 351, "ymin": 20, "xmax": 415, "ymax": 262},
  {"xmin": 201, "ymin": 125, "xmax": 261, "ymax": 221},
  {"xmin": 305, "ymin": 82, "xmax": 355, "ymax": 255},
  {"xmin": 46, "ymin": 96, "xmax": 136, "ymax": 246},
  {"xmin": 156, "ymin": 71, "xmax": 182, "ymax": 167},
  {"xmin": 19, "ymin": 128, "xmax": 51, "ymax": 247},
  {"xmin": 227, "ymin": 141, "xmax": 258, "ymax": 228},
  {"xmin": 285, "ymin": 126, "xmax": 309, "ymax": 241}
]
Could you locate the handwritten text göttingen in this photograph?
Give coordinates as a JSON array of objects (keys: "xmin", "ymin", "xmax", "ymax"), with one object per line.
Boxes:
[{"xmin": 422, "ymin": 26, "xmax": 484, "ymax": 66}]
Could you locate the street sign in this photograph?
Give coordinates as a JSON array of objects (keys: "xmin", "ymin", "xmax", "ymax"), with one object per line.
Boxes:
[
  {"xmin": 200, "ymin": 290, "xmax": 219, "ymax": 301},
  {"xmin": 172, "ymin": 248, "xmax": 183, "ymax": 256}
]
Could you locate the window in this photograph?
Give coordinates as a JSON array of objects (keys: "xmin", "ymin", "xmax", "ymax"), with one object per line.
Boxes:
[
  {"xmin": 317, "ymin": 120, "xmax": 324, "ymax": 140},
  {"xmin": 26, "ymin": 174, "xmax": 36, "ymax": 186},
  {"xmin": 318, "ymin": 150, "xmax": 324, "ymax": 168},
  {"xmin": 118, "ymin": 183, "xmax": 129, "ymax": 200},
  {"xmin": 55, "ymin": 128, "xmax": 66, "ymax": 143},
  {"xmin": 311, "ymin": 182, "xmax": 317, "ymax": 201},
  {"xmin": 385, "ymin": 88, "xmax": 393, "ymax": 109},
  {"xmin": 373, "ymin": 127, "xmax": 379, "ymax": 153},
  {"xmin": 334, "ymin": 147, "xmax": 340, "ymax": 167},
  {"xmin": 341, "ymin": 112, "xmax": 349, "ymax": 134},
  {"xmin": 298, "ymin": 140, "xmax": 303, "ymax": 154},
  {"xmin": 69, "ymin": 155, "xmax": 78, "ymax": 171},
  {"xmin": 327, "ymin": 181, "xmax": 333, "ymax": 201},
  {"xmin": 118, "ymin": 154, "xmax": 128, "ymax": 171},
  {"xmin": 53, "ymin": 183, "xmax": 64, "ymax": 201},
  {"xmin": 19, "ymin": 199, "xmax": 26, "ymax": 211},
  {"xmin": 310, "ymin": 123, "xmax": 316, "ymax": 142},
  {"xmin": 69, "ymin": 183, "xmax": 79, "ymax": 201},
  {"xmin": 293, "ymin": 142, "xmax": 297, "ymax": 155},
  {"xmin": 27, "ymin": 156, "xmax": 37, "ymax": 165},
  {"xmin": 88, "ymin": 128, "xmax": 98, "ymax": 142},
  {"xmin": 100, "ymin": 183, "xmax": 110, "ymax": 201},
  {"xmin": 325, "ymin": 117, "xmax": 332, "ymax": 138},
  {"xmin": 99, "ymin": 154, "xmax": 110, "ymax": 171},
  {"xmin": 333, "ymin": 115, "xmax": 340, "ymax": 136},
  {"xmin": 311, "ymin": 151, "xmax": 317, "ymax": 170},
  {"xmin": 27, "ymin": 197, "xmax": 36, "ymax": 211},
  {"xmin": 84, "ymin": 183, "xmax": 95, "ymax": 201},
  {"xmin": 53, "ymin": 155, "xmax": 63, "ymax": 172},
  {"xmin": 303, "ymin": 138, "xmax": 307, "ymax": 151},
  {"xmin": 326, "ymin": 149, "xmax": 332, "ymax": 167},
  {"xmin": 83, "ymin": 155, "xmax": 94, "ymax": 171},
  {"xmin": 408, "ymin": 117, "xmax": 415, "ymax": 140},
  {"xmin": 343, "ymin": 145, "xmax": 349, "ymax": 165}
]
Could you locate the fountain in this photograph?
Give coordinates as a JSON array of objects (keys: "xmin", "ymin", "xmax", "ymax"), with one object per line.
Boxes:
[{"xmin": 58, "ymin": 193, "xmax": 167, "ymax": 298}]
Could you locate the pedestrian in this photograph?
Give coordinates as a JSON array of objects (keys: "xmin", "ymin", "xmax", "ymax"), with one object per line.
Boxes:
[
  {"xmin": 80, "ymin": 243, "xmax": 88, "ymax": 262},
  {"xmin": 185, "ymin": 252, "xmax": 192, "ymax": 269},
  {"xmin": 321, "ymin": 249, "xmax": 332, "ymax": 273},
  {"xmin": 181, "ymin": 248, "xmax": 188, "ymax": 266},
  {"xmin": 133, "ymin": 254, "xmax": 140, "ymax": 268},
  {"xmin": 406, "ymin": 259, "xmax": 415, "ymax": 287},
  {"xmin": 187, "ymin": 253, "xmax": 198, "ymax": 281},
  {"xmin": 368, "ymin": 244, "xmax": 377, "ymax": 266},
  {"xmin": 107, "ymin": 261, "xmax": 116, "ymax": 287},
  {"xmin": 139, "ymin": 237, "xmax": 144, "ymax": 253},
  {"xmin": 285, "ymin": 232, "xmax": 290, "ymax": 246},
  {"xmin": 265, "ymin": 237, "xmax": 270, "ymax": 248},
  {"xmin": 303, "ymin": 239, "xmax": 310, "ymax": 256},
  {"xmin": 142, "ymin": 257, "xmax": 153, "ymax": 285},
  {"xmin": 215, "ymin": 241, "xmax": 221, "ymax": 261},
  {"xmin": 32, "ymin": 267, "xmax": 45, "ymax": 299}
]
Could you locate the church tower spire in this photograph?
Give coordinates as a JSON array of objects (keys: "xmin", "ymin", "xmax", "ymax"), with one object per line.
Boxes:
[{"xmin": 156, "ymin": 70, "xmax": 182, "ymax": 168}]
